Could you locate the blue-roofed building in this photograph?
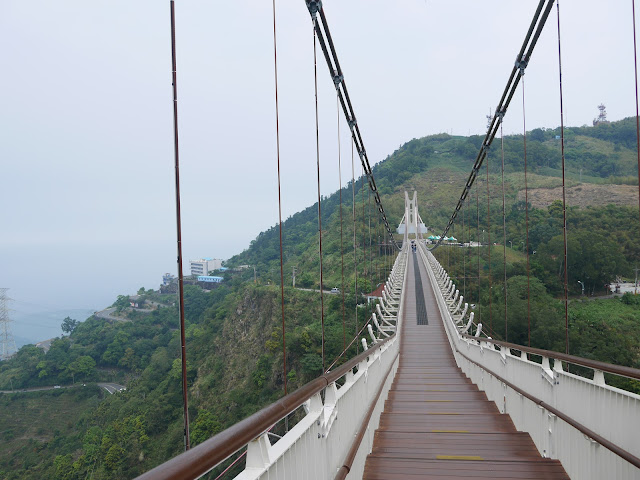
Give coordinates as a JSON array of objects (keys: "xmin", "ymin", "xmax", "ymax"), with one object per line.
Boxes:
[{"xmin": 197, "ymin": 276, "xmax": 223, "ymax": 283}]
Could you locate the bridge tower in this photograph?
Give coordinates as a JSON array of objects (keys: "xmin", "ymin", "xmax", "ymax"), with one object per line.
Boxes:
[
  {"xmin": 396, "ymin": 191, "xmax": 427, "ymax": 244},
  {"xmin": 0, "ymin": 288, "xmax": 17, "ymax": 360}
]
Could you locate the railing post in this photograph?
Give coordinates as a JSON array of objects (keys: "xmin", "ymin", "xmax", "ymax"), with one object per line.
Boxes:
[
  {"xmin": 593, "ymin": 370, "xmax": 606, "ymax": 386},
  {"xmin": 245, "ymin": 434, "xmax": 272, "ymax": 469}
]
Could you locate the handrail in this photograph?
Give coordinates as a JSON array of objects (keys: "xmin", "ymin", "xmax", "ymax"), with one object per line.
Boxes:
[
  {"xmin": 136, "ymin": 334, "xmax": 395, "ymax": 480},
  {"xmin": 460, "ymin": 333, "xmax": 640, "ymax": 381},
  {"xmin": 421, "ymin": 246, "xmax": 640, "ymax": 472},
  {"xmin": 455, "ymin": 348, "xmax": 640, "ymax": 469},
  {"xmin": 334, "ymin": 350, "xmax": 399, "ymax": 480}
]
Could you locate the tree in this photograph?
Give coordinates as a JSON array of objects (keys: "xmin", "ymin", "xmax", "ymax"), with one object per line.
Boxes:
[
  {"xmin": 191, "ymin": 411, "xmax": 221, "ymax": 445},
  {"xmin": 61, "ymin": 317, "xmax": 79, "ymax": 335},
  {"xmin": 68, "ymin": 355, "xmax": 96, "ymax": 383},
  {"xmin": 113, "ymin": 295, "xmax": 130, "ymax": 313}
]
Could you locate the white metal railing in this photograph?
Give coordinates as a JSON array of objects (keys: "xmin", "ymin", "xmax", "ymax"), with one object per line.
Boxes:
[
  {"xmin": 233, "ymin": 246, "xmax": 409, "ymax": 480},
  {"xmin": 137, "ymin": 246, "xmax": 409, "ymax": 480},
  {"xmin": 417, "ymin": 241, "xmax": 640, "ymax": 480}
]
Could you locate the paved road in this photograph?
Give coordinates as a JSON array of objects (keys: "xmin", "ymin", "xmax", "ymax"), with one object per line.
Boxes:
[
  {"xmin": 1, "ymin": 383, "xmax": 126, "ymax": 394},
  {"xmin": 98, "ymin": 382, "xmax": 126, "ymax": 394},
  {"xmin": 295, "ymin": 288, "xmax": 340, "ymax": 294},
  {"xmin": 35, "ymin": 338, "xmax": 55, "ymax": 353},
  {"xmin": 0, "ymin": 385, "xmax": 72, "ymax": 394},
  {"xmin": 95, "ymin": 307, "xmax": 130, "ymax": 322}
]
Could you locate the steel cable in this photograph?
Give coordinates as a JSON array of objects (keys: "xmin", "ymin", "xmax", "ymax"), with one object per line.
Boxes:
[
  {"xmin": 305, "ymin": 2, "xmax": 399, "ymax": 249},
  {"xmin": 272, "ymin": 0, "xmax": 288, "ymax": 395},
  {"xmin": 337, "ymin": 95, "xmax": 346, "ymax": 352},
  {"xmin": 430, "ymin": 0, "xmax": 555, "ymax": 250},
  {"xmin": 169, "ymin": 0, "xmax": 190, "ymax": 451},
  {"xmin": 522, "ymin": 77, "xmax": 532, "ymax": 347},
  {"xmin": 311, "ymin": 19, "xmax": 326, "ymax": 370},
  {"xmin": 500, "ymin": 120, "xmax": 508, "ymax": 341},
  {"xmin": 351, "ymin": 138, "xmax": 359, "ymax": 354},
  {"xmin": 633, "ymin": 0, "xmax": 640, "ymax": 247},
  {"xmin": 486, "ymin": 154, "xmax": 492, "ymax": 333},
  {"xmin": 556, "ymin": 0, "xmax": 569, "ymax": 354}
]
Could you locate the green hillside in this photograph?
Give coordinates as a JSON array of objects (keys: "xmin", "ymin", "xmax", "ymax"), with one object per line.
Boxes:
[{"xmin": 2, "ymin": 117, "xmax": 640, "ymax": 478}]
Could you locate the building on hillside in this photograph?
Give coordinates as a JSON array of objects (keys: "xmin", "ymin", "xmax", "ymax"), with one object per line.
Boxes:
[
  {"xmin": 197, "ymin": 276, "xmax": 223, "ymax": 283},
  {"xmin": 162, "ymin": 273, "xmax": 176, "ymax": 285},
  {"xmin": 128, "ymin": 295, "xmax": 146, "ymax": 309},
  {"xmin": 190, "ymin": 258, "xmax": 223, "ymax": 276},
  {"xmin": 197, "ymin": 275, "xmax": 223, "ymax": 290},
  {"xmin": 365, "ymin": 283, "xmax": 385, "ymax": 303}
]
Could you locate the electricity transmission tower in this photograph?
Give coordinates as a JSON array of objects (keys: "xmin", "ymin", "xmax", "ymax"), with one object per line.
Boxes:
[{"xmin": 0, "ymin": 288, "xmax": 17, "ymax": 360}]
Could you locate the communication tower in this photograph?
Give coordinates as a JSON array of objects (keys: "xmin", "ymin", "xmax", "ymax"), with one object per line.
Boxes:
[
  {"xmin": 0, "ymin": 288, "xmax": 17, "ymax": 360},
  {"xmin": 593, "ymin": 104, "xmax": 608, "ymax": 126}
]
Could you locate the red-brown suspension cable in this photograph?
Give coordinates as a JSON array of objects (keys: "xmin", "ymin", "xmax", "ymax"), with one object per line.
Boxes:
[
  {"xmin": 169, "ymin": 0, "xmax": 190, "ymax": 451},
  {"xmin": 476, "ymin": 176, "xmax": 481, "ymax": 324},
  {"xmin": 376, "ymin": 221, "xmax": 381, "ymax": 285},
  {"xmin": 361, "ymin": 165, "xmax": 367, "ymax": 322},
  {"xmin": 337, "ymin": 95, "xmax": 346, "ymax": 352},
  {"xmin": 500, "ymin": 120, "xmax": 508, "ymax": 341},
  {"xmin": 468, "ymin": 199, "xmax": 472, "ymax": 289},
  {"xmin": 633, "ymin": 0, "xmax": 640, "ymax": 233},
  {"xmin": 486, "ymin": 152, "xmax": 493, "ymax": 333},
  {"xmin": 351, "ymin": 138, "xmax": 359, "ymax": 354},
  {"xmin": 522, "ymin": 77, "xmax": 532, "ymax": 347},
  {"xmin": 272, "ymin": 0, "xmax": 287, "ymax": 395},
  {"xmin": 361, "ymin": 165, "xmax": 367, "ymax": 279},
  {"xmin": 462, "ymin": 200, "xmax": 466, "ymax": 299},
  {"xmin": 556, "ymin": 0, "xmax": 569, "ymax": 354},
  {"xmin": 368, "ymin": 185, "xmax": 373, "ymax": 293},
  {"xmin": 312, "ymin": 19, "xmax": 326, "ymax": 370}
]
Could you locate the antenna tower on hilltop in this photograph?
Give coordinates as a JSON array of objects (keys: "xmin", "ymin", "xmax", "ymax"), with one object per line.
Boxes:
[
  {"xmin": 0, "ymin": 288, "xmax": 17, "ymax": 360},
  {"xmin": 593, "ymin": 103, "xmax": 608, "ymax": 126}
]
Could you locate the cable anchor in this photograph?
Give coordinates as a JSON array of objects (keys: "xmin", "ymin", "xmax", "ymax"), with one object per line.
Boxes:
[
  {"xmin": 306, "ymin": 0, "xmax": 322, "ymax": 19},
  {"xmin": 332, "ymin": 72, "xmax": 344, "ymax": 89},
  {"xmin": 515, "ymin": 56, "xmax": 528, "ymax": 75}
]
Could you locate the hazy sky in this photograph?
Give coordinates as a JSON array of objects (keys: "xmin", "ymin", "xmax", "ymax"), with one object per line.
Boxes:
[{"xmin": 2, "ymin": 0, "xmax": 638, "ymax": 342}]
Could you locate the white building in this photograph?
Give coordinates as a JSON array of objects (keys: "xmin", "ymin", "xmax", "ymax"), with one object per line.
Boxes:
[{"xmin": 190, "ymin": 258, "xmax": 223, "ymax": 276}]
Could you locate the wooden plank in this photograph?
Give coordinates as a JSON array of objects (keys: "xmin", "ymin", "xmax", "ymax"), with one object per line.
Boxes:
[{"xmin": 362, "ymin": 253, "xmax": 570, "ymax": 480}]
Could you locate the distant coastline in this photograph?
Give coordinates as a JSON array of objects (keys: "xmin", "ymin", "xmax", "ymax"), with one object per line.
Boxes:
[{"xmin": 13, "ymin": 307, "xmax": 97, "ymax": 348}]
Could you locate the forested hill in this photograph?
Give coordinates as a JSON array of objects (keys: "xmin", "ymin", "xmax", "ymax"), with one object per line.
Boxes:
[{"xmin": 1, "ymin": 117, "xmax": 640, "ymax": 479}]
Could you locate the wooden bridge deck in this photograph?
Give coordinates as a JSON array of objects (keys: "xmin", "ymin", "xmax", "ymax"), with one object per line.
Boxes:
[{"xmin": 363, "ymin": 252, "xmax": 570, "ymax": 480}]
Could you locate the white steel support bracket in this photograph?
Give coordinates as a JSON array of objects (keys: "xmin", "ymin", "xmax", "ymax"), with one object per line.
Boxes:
[
  {"xmin": 540, "ymin": 357, "xmax": 556, "ymax": 386},
  {"xmin": 245, "ymin": 433, "xmax": 273, "ymax": 469},
  {"xmin": 321, "ymin": 382, "xmax": 339, "ymax": 438}
]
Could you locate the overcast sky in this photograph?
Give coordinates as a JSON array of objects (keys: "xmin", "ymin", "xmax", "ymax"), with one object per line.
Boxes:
[{"xmin": 1, "ymin": 0, "xmax": 638, "ymax": 342}]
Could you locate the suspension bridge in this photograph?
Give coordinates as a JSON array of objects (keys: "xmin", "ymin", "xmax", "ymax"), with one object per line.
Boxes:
[{"xmin": 136, "ymin": 0, "xmax": 640, "ymax": 478}]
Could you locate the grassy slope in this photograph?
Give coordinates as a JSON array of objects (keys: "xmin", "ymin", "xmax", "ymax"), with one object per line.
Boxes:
[{"xmin": 0, "ymin": 387, "xmax": 102, "ymax": 479}]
